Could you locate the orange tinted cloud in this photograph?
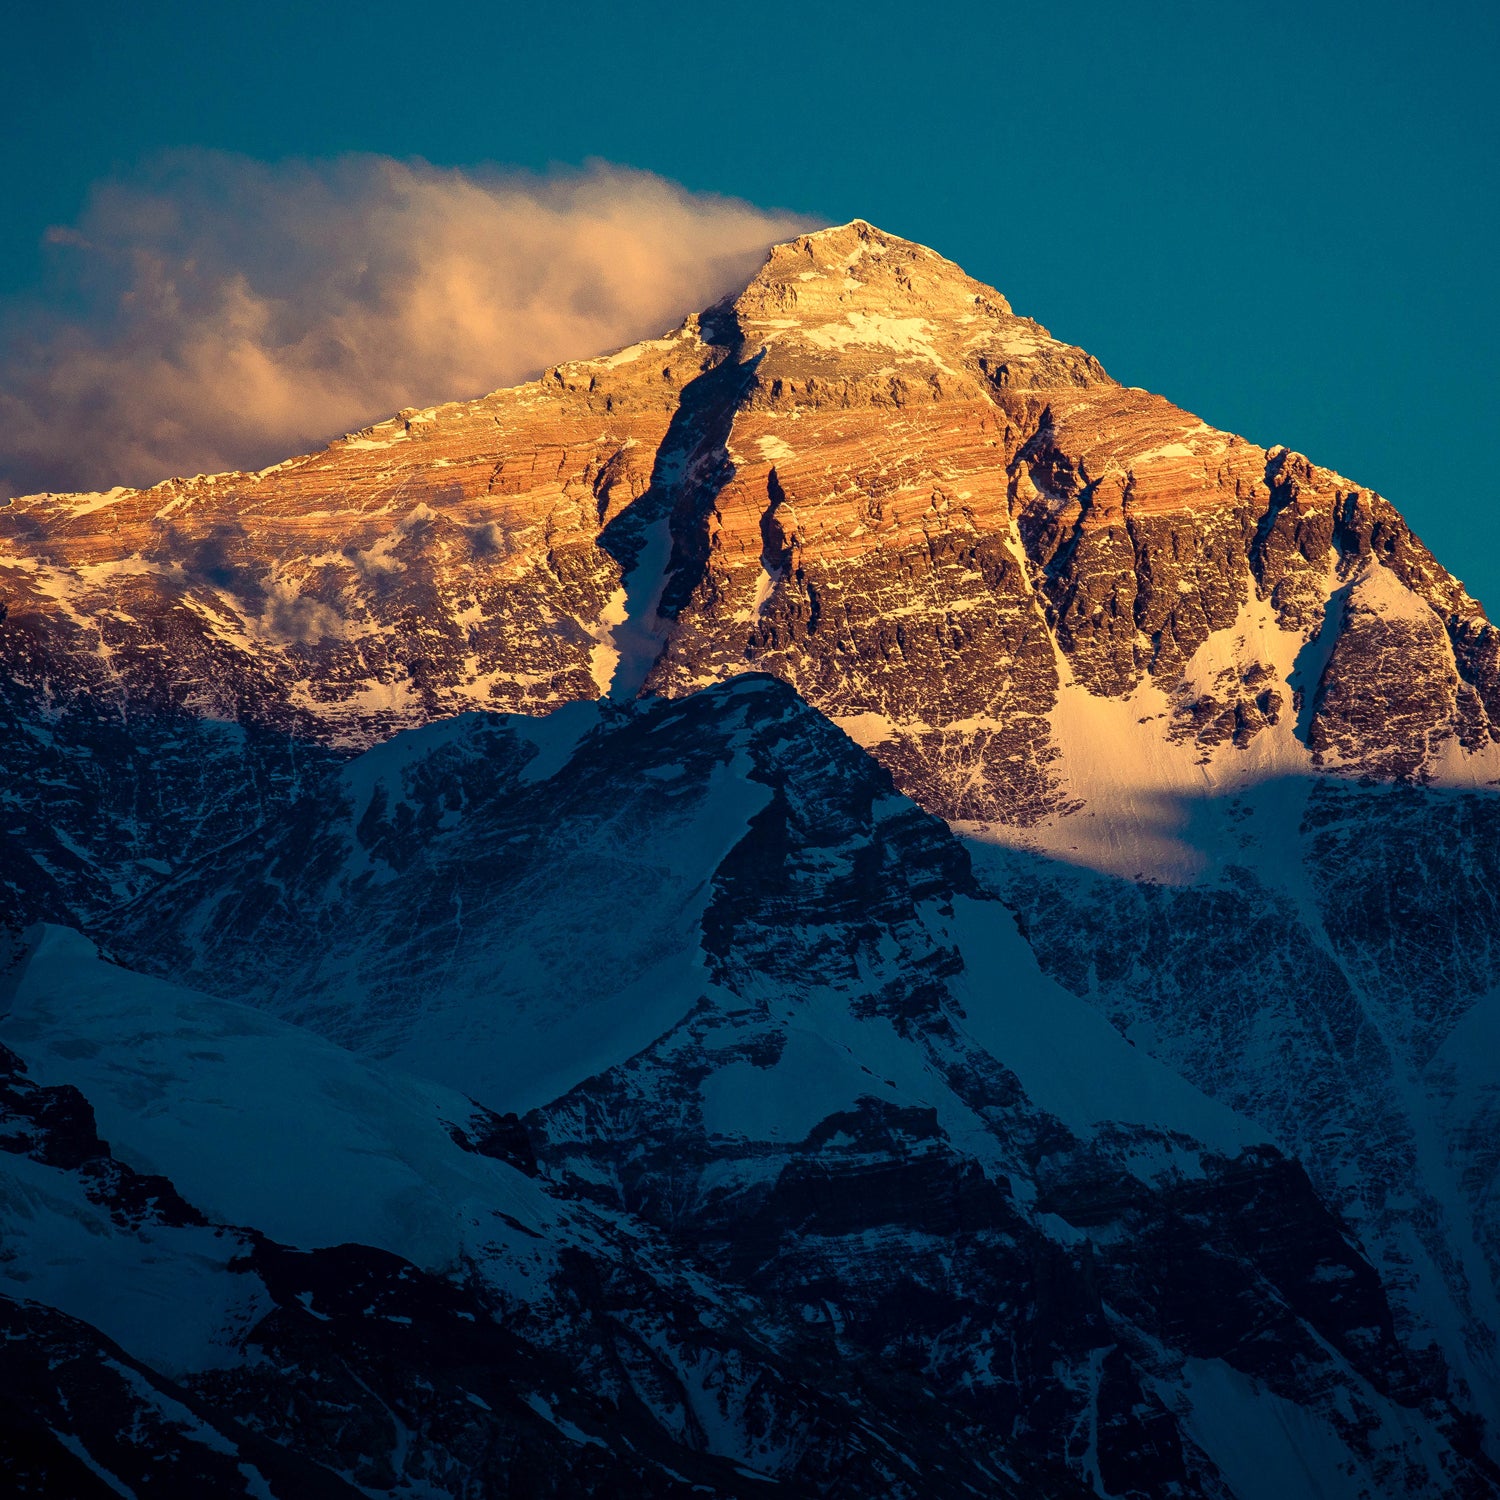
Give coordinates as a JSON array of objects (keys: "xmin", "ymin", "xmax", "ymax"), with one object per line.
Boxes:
[{"xmin": 0, "ymin": 153, "xmax": 817, "ymax": 496}]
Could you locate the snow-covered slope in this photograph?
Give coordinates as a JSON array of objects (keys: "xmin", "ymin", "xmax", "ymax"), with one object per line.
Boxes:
[
  {"xmin": 2, "ymin": 924, "xmax": 559, "ymax": 1270},
  {"xmin": 71, "ymin": 676, "xmax": 1496, "ymax": 1496},
  {"xmin": 3, "ymin": 920, "xmax": 1066, "ymax": 1498}
]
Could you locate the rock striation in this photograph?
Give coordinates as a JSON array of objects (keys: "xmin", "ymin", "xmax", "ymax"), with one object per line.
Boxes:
[{"xmin": 4, "ymin": 220, "xmax": 1498, "ymax": 863}]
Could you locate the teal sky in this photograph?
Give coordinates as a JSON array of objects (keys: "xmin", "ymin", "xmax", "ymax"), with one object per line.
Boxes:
[{"xmin": 5, "ymin": 0, "xmax": 1497, "ymax": 606}]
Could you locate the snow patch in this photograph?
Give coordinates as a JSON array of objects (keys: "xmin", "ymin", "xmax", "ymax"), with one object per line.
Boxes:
[
  {"xmin": 969, "ymin": 578, "xmax": 1324, "ymax": 882},
  {"xmin": 833, "ymin": 712, "xmax": 899, "ymax": 749},
  {"xmin": 755, "ymin": 434, "xmax": 795, "ymax": 463},
  {"xmin": 591, "ymin": 516, "xmax": 675, "ymax": 700},
  {"xmin": 804, "ymin": 312, "xmax": 941, "ymax": 359},
  {"xmin": 947, "ymin": 894, "xmax": 1257, "ymax": 1164},
  {"xmin": 1, "ymin": 926, "xmax": 562, "ymax": 1279}
]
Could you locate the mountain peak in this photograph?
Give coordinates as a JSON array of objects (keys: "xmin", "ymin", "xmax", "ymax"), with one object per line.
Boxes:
[
  {"xmin": 704, "ymin": 216, "xmax": 1122, "ymax": 408},
  {"xmin": 734, "ymin": 217, "xmax": 1016, "ymax": 328},
  {"xmin": 770, "ymin": 217, "xmax": 918, "ymax": 262}
]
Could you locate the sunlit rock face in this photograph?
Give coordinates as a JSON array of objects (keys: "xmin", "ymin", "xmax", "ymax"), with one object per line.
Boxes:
[
  {"xmin": 5, "ymin": 220, "xmax": 1500, "ymax": 1499},
  {"xmin": 5, "ymin": 220, "xmax": 1498, "ymax": 843},
  {"xmin": 637, "ymin": 223, "xmax": 1500, "ymax": 841}
]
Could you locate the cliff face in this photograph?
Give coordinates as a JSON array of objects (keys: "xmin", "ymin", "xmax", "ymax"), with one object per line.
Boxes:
[
  {"xmin": 638, "ymin": 223, "xmax": 1500, "ymax": 837},
  {"xmin": 5, "ymin": 219, "xmax": 1500, "ymax": 1498}
]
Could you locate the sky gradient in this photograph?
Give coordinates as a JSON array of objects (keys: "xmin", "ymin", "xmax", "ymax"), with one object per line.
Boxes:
[{"xmin": 5, "ymin": 0, "xmax": 1497, "ymax": 605}]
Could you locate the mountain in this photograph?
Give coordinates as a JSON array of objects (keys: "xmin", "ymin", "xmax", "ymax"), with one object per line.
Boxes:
[{"xmin": 3, "ymin": 220, "xmax": 1499, "ymax": 1497}]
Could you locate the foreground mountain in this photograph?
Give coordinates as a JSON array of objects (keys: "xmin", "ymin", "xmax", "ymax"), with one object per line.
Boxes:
[
  {"xmin": 4, "ymin": 683, "xmax": 1489, "ymax": 1496},
  {"xmin": 3, "ymin": 221, "xmax": 1500, "ymax": 1496}
]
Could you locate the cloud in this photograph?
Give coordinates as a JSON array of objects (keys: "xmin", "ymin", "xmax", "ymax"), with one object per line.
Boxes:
[{"xmin": 0, "ymin": 153, "xmax": 817, "ymax": 497}]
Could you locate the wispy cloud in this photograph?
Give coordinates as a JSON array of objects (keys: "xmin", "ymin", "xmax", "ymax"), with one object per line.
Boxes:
[{"xmin": 0, "ymin": 153, "xmax": 815, "ymax": 497}]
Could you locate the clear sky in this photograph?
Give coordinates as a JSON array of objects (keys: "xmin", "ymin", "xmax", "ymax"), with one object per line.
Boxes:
[{"xmin": 5, "ymin": 0, "xmax": 1497, "ymax": 606}]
